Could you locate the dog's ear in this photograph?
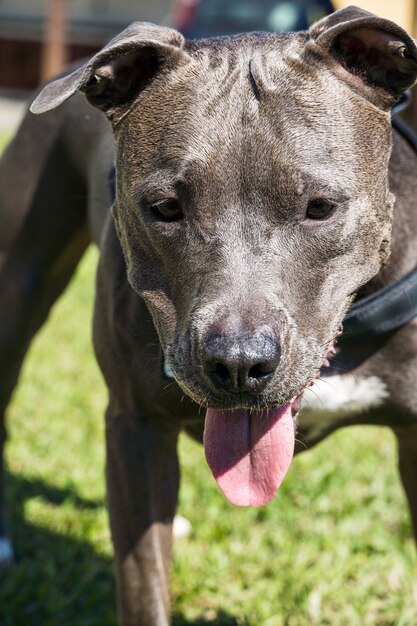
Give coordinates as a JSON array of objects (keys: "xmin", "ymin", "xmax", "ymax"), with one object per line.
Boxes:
[
  {"xmin": 309, "ymin": 5, "xmax": 417, "ymax": 108},
  {"xmin": 30, "ymin": 22, "xmax": 189, "ymax": 121}
]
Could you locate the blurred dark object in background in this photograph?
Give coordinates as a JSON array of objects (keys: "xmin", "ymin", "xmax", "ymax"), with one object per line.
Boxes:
[
  {"xmin": 0, "ymin": 0, "xmax": 171, "ymax": 91},
  {"xmin": 0, "ymin": 0, "xmax": 334, "ymax": 92},
  {"xmin": 170, "ymin": 0, "xmax": 334, "ymax": 39}
]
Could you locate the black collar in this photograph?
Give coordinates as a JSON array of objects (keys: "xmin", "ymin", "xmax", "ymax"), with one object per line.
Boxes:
[{"xmin": 341, "ymin": 263, "xmax": 417, "ymax": 343}]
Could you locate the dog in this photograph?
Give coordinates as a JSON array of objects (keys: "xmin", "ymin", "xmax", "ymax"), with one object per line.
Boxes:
[{"xmin": 1, "ymin": 5, "xmax": 417, "ymax": 625}]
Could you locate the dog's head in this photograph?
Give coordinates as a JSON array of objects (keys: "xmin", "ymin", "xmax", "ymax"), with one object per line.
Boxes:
[{"xmin": 32, "ymin": 7, "xmax": 417, "ymax": 505}]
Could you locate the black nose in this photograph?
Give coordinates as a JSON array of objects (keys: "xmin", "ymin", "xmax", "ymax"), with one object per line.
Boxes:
[{"xmin": 203, "ymin": 330, "xmax": 281, "ymax": 394}]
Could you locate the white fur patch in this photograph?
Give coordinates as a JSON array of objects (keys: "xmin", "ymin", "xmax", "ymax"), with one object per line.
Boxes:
[
  {"xmin": 163, "ymin": 360, "xmax": 175, "ymax": 379},
  {"xmin": 0, "ymin": 537, "xmax": 14, "ymax": 565},
  {"xmin": 299, "ymin": 374, "xmax": 389, "ymax": 436}
]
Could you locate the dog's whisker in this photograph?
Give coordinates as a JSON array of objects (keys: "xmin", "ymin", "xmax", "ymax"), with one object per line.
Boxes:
[
  {"xmin": 303, "ymin": 387, "xmax": 323, "ymax": 404},
  {"xmin": 294, "ymin": 437, "xmax": 308, "ymax": 449}
]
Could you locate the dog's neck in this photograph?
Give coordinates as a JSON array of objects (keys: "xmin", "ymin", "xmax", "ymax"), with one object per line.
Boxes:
[{"xmin": 360, "ymin": 126, "xmax": 417, "ymax": 297}]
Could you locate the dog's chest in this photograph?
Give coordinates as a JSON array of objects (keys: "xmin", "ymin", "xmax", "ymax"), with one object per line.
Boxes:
[{"xmin": 298, "ymin": 373, "xmax": 389, "ymax": 438}]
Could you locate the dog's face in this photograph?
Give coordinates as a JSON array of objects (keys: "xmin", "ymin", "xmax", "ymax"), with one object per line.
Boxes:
[
  {"xmin": 112, "ymin": 33, "xmax": 395, "ymax": 410},
  {"xmin": 32, "ymin": 7, "xmax": 417, "ymax": 505}
]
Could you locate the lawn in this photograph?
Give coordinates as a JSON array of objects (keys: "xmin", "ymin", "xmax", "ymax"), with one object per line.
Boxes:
[{"xmin": 0, "ymin": 130, "xmax": 416, "ymax": 626}]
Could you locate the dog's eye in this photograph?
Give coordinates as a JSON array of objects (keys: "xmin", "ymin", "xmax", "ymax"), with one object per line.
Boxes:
[
  {"xmin": 151, "ymin": 199, "xmax": 183, "ymax": 222},
  {"xmin": 305, "ymin": 199, "xmax": 335, "ymax": 220}
]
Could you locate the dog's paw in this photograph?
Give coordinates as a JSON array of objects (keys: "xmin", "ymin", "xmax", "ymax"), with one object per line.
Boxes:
[
  {"xmin": 0, "ymin": 537, "xmax": 14, "ymax": 568},
  {"xmin": 173, "ymin": 515, "xmax": 192, "ymax": 539}
]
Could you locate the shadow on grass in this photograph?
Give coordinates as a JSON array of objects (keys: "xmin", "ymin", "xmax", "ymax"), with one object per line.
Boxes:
[
  {"xmin": 1, "ymin": 472, "xmax": 240, "ymax": 626},
  {"xmin": 7, "ymin": 471, "xmax": 103, "ymax": 510},
  {"xmin": 1, "ymin": 471, "xmax": 115, "ymax": 626}
]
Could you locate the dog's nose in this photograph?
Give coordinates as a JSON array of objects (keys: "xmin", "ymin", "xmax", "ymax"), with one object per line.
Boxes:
[{"xmin": 203, "ymin": 330, "xmax": 281, "ymax": 394}]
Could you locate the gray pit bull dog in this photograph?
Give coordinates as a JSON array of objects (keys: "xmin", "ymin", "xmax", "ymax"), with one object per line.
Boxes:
[{"xmin": 1, "ymin": 5, "xmax": 417, "ymax": 624}]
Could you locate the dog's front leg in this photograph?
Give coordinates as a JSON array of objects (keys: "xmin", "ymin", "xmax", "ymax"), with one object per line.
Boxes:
[
  {"xmin": 396, "ymin": 425, "xmax": 417, "ymax": 544},
  {"xmin": 105, "ymin": 401, "xmax": 180, "ymax": 626}
]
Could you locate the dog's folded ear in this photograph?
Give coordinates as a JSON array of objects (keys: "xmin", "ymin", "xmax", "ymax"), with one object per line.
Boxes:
[
  {"xmin": 309, "ymin": 5, "xmax": 417, "ymax": 108},
  {"xmin": 30, "ymin": 22, "xmax": 189, "ymax": 121}
]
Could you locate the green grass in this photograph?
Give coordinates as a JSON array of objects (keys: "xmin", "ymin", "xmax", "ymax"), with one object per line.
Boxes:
[
  {"xmin": 1, "ymin": 131, "xmax": 416, "ymax": 626},
  {"xmin": 0, "ymin": 132, "xmax": 11, "ymax": 151}
]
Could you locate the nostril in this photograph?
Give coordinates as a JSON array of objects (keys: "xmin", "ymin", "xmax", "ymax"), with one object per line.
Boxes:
[
  {"xmin": 248, "ymin": 362, "xmax": 275, "ymax": 380},
  {"xmin": 208, "ymin": 362, "xmax": 232, "ymax": 389}
]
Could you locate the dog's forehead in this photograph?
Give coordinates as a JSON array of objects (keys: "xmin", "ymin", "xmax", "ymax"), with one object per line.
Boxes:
[{"xmin": 118, "ymin": 32, "xmax": 390, "ymax": 193}]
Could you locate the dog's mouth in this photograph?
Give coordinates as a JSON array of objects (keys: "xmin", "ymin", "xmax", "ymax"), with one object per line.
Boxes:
[{"xmin": 203, "ymin": 340, "xmax": 337, "ymax": 507}]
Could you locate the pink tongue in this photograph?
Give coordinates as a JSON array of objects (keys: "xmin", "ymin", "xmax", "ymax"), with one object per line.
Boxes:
[{"xmin": 203, "ymin": 405, "xmax": 295, "ymax": 507}]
